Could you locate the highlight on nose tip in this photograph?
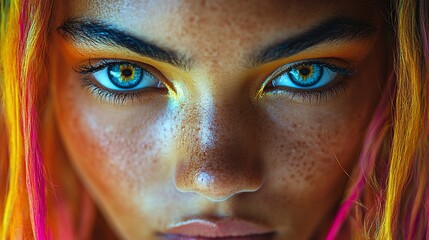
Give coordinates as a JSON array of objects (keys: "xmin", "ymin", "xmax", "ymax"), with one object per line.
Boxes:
[{"xmin": 175, "ymin": 170, "xmax": 263, "ymax": 202}]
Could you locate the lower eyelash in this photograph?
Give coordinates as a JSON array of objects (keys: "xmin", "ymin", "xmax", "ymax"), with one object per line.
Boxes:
[
  {"xmin": 76, "ymin": 60, "xmax": 171, "ymax": 105},
  {"xmin": 290, "ymin": 80, "xmax": 349, "ymax": 103},
  {"xmin": 260, "ymin": 60, "xmax": 356, "ymax": 103},
  {"xmin": 264, "ymin": 76, "xmax": 351, "ymax": 104},
  {"xmin": 80, "ymin": 76, "xmax": 147, "ymax": 105}
]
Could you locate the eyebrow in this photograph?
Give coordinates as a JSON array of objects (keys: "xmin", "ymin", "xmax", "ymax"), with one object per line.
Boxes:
[
  {"xmin": 58, "ymin": 20, "xmax": 192, "ymax": 70},
  {"xmin": 252, "ymin": 17, "xmax": 377, "ymax": 66},
  {"xmin": 58, "ymin": 17, "xmax": 376, "ymax": 70}
]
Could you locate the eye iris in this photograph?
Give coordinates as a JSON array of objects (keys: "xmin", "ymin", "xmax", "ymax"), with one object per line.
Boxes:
[
  {"xmin": 288, "ymin": 64, "xmax": 323, "ymax": 87},
  {"xmin": 108, "ymin": 64, "xmax": 143, "ymax": 89},
  {"xmin": 298, "ymin": 66, "xmax": 312, "ymax": 78},
  {"xmin": 120, "ymin": 65, "xmax": 134, "ymax": 80}
]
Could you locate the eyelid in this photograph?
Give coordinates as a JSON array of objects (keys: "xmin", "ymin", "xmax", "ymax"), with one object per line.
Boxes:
[
  {"xmin": 257, "ymin": 59, "xmax": 355, "ymax": 97},
  {"xmin": 75, "ymin": 59, "xmax": 176, "ymax": 93}
]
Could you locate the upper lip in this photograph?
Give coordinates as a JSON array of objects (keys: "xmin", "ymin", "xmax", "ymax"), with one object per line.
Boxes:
[{"xmin": 162, "ymin": 217, "xmax": 276, "ymax": 239}]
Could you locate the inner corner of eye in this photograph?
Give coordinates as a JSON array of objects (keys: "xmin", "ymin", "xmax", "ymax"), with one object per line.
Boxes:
[{"xmin": 266, "ymin": 76, "xmax": 280, "ymax": 89}]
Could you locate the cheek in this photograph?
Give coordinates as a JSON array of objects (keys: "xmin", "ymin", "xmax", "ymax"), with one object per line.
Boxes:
[
  {"xmin": 52, "ymin": 67, "xmax": 176, "ymax": 206},
  {"xmin": 265, "ymin": 109, "xmax": 365, "ymax": 181},
  {"xmin": 262, "ymin": 110, "xmax": 364, "ymax": 193},
  {"xmin": 254, "ymin": 80, "xmax": 378, "ymax": 234},
  {"xmin": 256, "ymin": 116, "xmax": 362, "ymax": 236},
  {"xmin": 259, "ymin": 62, "xmax": 382, "ymax": 194}
]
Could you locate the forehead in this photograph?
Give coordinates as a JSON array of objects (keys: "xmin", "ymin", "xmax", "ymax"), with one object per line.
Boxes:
[
  {"xmin": 61, "ymin": 0, "xmax": 378, "ymax": 37},
  {"xmin": 57, "ymin": 0, "xmax": 382, "ymax": 70}
]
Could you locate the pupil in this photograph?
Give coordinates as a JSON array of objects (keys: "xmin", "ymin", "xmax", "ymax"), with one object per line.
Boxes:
[
  {"xmin": 299, "ymin": 67, "xmax": 311, "ymax": 76},
  {"xmin": 122, "ymin": 68, "xmax": 132, "ymax": 77}
]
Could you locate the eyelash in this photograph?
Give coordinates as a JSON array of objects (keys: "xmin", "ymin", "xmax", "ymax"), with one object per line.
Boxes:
[
  {"xmin": 75, "ymin": 59, "xmax": 167, "ymax": 104},
  {"xmin": 261, "ymin": 61, "xmax": 355, "ymax": 103},
  {"xmin": 75, "ymin": 59, "xmax": 355, "ymax": 105}
]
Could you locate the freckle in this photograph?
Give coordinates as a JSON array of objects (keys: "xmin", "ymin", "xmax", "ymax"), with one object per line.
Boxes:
[{"xmin": 305, "ymin": 174, "xmax": 314, "ymax": 181}]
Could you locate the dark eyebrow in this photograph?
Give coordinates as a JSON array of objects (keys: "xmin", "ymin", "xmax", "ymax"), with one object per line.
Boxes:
[
  {"xmin": 57, "ymin": 20, "xmax": 192, "ymax": 70},
  {"xmin": 252, "ymin": 17, "xmax": 377, "ymax": 66}
]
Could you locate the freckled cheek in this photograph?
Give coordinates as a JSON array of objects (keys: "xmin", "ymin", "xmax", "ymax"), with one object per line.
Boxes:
[
  {"xmin": 271, "ymin": 122, "xmax": 360, "ymax": 178},
  {"xmin": 252, "ymin": 112, "xmax": 365, "ymax": 234},
  {"xmin": 257, "ymin": 101, "xmax": 370, "ymax": 204},
  {"xmin": 53, "ymin": 73, "xmax": 174, "ymax": 199},
  {"xmin": 264, "ymin": 115, "xmax": 364, "ymax": 182}
]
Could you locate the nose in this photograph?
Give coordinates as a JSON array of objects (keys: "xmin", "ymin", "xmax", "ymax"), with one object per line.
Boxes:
[{"xmin": 174, "ymin": 99, "xmax": 263, "ymax": 202}]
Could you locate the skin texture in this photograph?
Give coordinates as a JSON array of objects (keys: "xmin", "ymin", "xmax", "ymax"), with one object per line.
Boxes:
[{"xmin": 50, "ymin": 0, "xmax": 390, "ymax": 239}]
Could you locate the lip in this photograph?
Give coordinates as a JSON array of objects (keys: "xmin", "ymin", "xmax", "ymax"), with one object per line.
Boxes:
[{"xmin": 161, "ymin": 218, "xmax": 276, "ymax": 240}]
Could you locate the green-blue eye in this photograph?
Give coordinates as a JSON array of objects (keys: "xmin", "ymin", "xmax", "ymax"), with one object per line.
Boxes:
[
  {"xmin": 288, "ymin": 64, "xmax": 324, "ymax": 87},
  {"xmin": 107, "ymin": 64, "xmax": 143, "ymax": 89},
  {"xmin": 269, "ymin": 63, "xmax": 340, "ymax": 90},
  {"xmin": 92, "ymin": 63, "xmax": 166, "ymax": 91}
]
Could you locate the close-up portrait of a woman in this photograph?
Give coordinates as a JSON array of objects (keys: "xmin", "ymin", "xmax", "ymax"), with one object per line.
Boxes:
[{"xmin": 0, "ymin": 0, "xmax": 428, "ymax": 239}]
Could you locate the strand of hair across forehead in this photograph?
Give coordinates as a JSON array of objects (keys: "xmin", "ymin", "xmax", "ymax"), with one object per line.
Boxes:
[{"xmin": 1, "ymin": 0, "xmax": 52, "ymax": 239}]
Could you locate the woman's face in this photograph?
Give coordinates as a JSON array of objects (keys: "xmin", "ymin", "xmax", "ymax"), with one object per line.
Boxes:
[{"xmin": 51, "ymin": 0, "xmax": 389, "ymax": 239}]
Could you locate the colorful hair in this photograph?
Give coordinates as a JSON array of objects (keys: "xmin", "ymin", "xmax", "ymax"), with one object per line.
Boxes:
[
  {"xmin": 0, "ymin": 0, "xmax": 428, "ymax": 239},
  {"xmin": 328, "ymin": 0, "xmax": 429, "ymax": 239},
  {"xmin": 0, "ymin": 0, "xmax": 52, "ymax": 239}
]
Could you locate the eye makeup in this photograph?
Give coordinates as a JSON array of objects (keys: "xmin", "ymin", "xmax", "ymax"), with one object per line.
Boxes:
[
  {"xmin": 259, "ymin": 59, "xmax": 356, "ymax": 104},
  {"xmin": 75, "ymin": 59, "xmax": 171, "ymax": 105},
  {"xmin": 74, "ymin": 57, "xmax": 357, "ymax": 106}
]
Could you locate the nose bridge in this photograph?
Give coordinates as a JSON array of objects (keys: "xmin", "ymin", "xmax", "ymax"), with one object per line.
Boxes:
[{"xmin": 175, "ymin": 96, "xmax": 263, "ymax": 201}]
